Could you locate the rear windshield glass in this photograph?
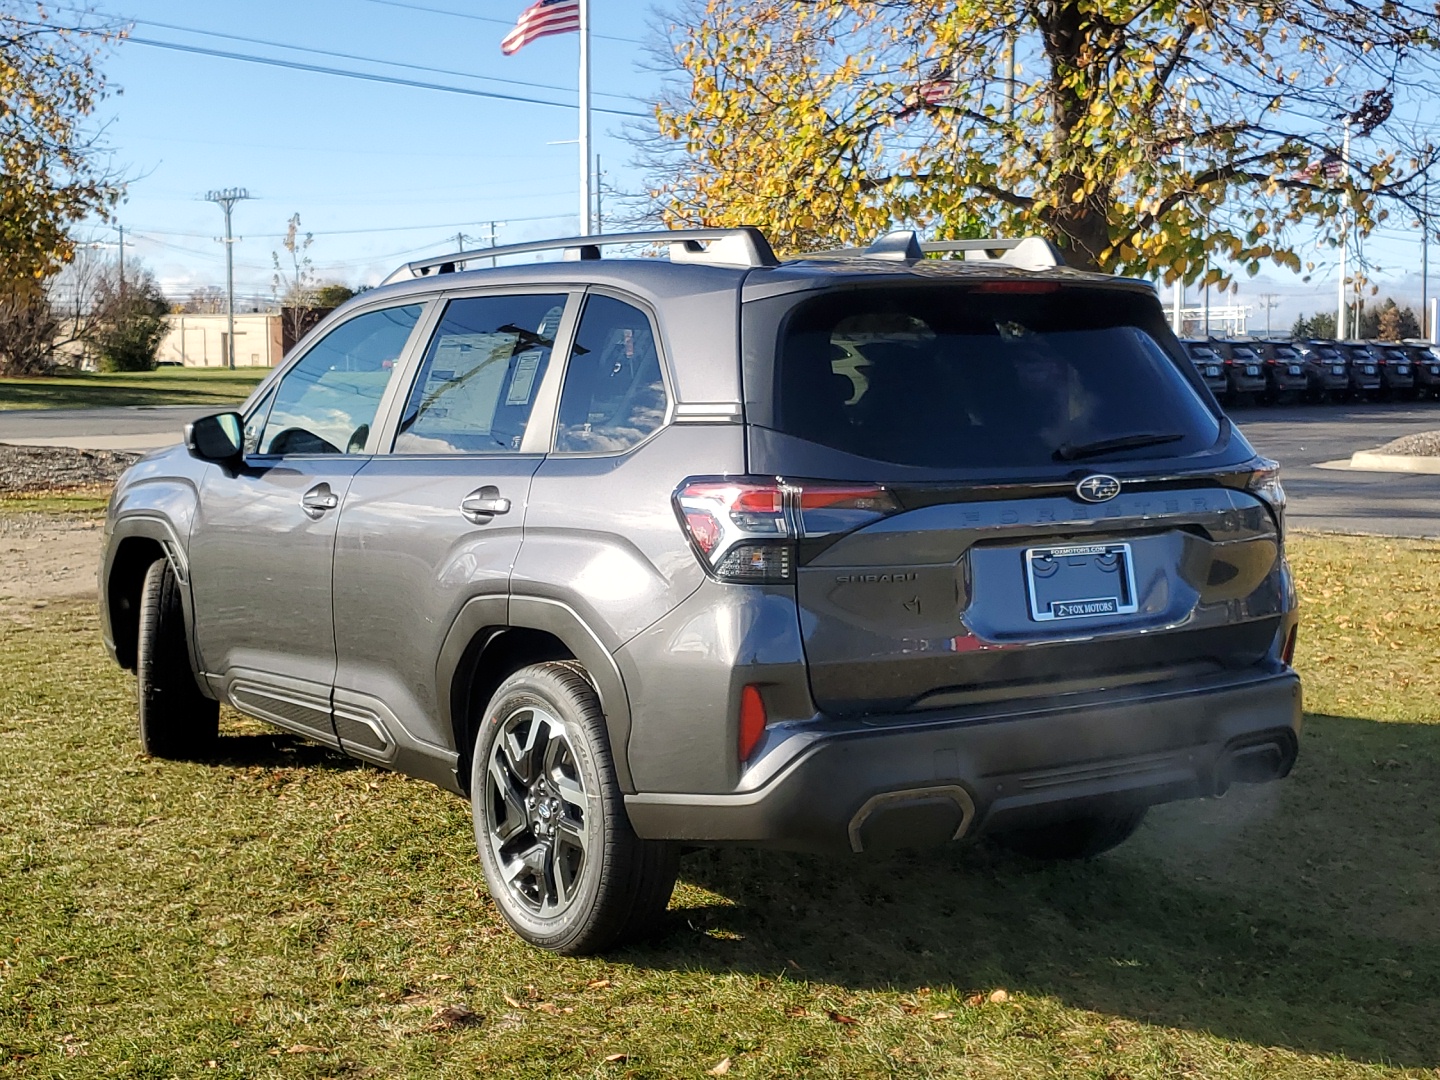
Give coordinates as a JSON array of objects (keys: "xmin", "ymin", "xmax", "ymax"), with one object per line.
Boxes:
[{"xmin": 769, "ymin": 285, "xmax": 1220, "ymax": 469}]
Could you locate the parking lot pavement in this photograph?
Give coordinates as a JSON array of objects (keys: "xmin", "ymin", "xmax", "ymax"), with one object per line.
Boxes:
[
  {"xmin": 1233, "ymin": 402, "xmax": 1440, "ymax": 539},
  {"xmin": 0, "ymin": 405, "xmax": 209, "ymax": 451}
]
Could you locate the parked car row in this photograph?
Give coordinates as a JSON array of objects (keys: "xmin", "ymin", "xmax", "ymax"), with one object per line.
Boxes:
[{"xmin": 1182, "ymin": 338, "xmax": 1440, "ymax": 404}]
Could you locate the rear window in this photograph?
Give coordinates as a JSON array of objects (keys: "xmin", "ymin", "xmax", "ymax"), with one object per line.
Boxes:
[{"xmin": 765, "ymin": 285, "xmax": 1220, "ymax": 469}]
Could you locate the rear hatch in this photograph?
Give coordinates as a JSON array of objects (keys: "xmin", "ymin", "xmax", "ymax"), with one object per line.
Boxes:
[{"xmin": 740, "ymin": 276, "xmax": 1288, "ymax": 717}]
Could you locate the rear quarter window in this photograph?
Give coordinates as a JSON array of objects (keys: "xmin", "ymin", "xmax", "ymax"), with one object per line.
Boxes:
[{"xmin": 754, "ymin": 284, "xmax": 1221, "ymax": 470}]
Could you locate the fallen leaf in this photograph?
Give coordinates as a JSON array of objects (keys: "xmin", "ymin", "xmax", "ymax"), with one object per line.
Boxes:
[
  {"xmin": 784, "ymin": 1005, "xmax": 809, "ymax": 1018},
  {"xmin": 964, "ymin": 993, "xmax": 986, "ymax": 1007},
  {"xmin": 707, "ymin": 1057, "xmax": 732, "ymax": 1075},
  {"xmin": 988, "ymin": 989, "xmax": 1010, "ymax": 1004},
  {"xmin": 931, "ymin": 1011, "xmax": 954, "ymax": 1020},
  {"xmin": 285, "ymin": 1045, "xmax": 330, "ymax": 1054},
  {"xmin": 898, "ymin": 1001, "xmax": 921, "ymax": 1015},
  {"xmin": 587, "ymin": 979, "xmax": 612, "ymax": 990},
  {"xmin": 426, "ymin": 1004, "xmax": 479, "ymax": 1031},
  {"xmin": 534, "ymin": 1002, "xmax": 559, "ymax": 1014},
  {"xmin": 827, "ymin": 1010, "xmax": 859, "ymax": 1025},
  {"xmin": 503, "ymin": 995, "xmax": 525, "ymax": 1009},
  {"xmin": 603, "ymin": 1052, "xmax": 628, "ymax": 1063}
]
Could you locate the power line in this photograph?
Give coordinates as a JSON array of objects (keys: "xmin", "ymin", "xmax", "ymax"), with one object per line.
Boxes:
[
  {"xmin": 110, "ymin": 14, "xmax": 640, "ymax": 104},
  {"xmin": 360, "ymin": 0, "xmax": 642, "ymax": 45},
  {"xmin": 127, "ymin": 210, "xmax": 576, "ymax": 242},
  {"xmin": 123, "ymin": 36, "xmax": 649, "ymax": 118}
]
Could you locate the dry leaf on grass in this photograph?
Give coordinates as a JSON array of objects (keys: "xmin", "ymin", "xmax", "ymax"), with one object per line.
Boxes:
[
  {"xmin": 603, "ymin": 1052, "xmax": 628, "ymax": 1063},
  {"xmin": 988, "ymin": 989, "xmax": 1010, "ymax": 1003},
  {"xmin": 931, "ymin": 1011, "xmax": 954, "ymax": 1020},
  {"xmin": 707, "ymin": 1056, "xmax": 732, "ymax": 1075},
  {"xmin": 285, "ymin": 1044, "xmax": 330, "ymax": 1054},
  {"xmin": 827, "ymin": 1010, "xmax": 859, "ymax": 1025},
  {"xmin": 587, "ymin": 978, "xmax": 612, "ymax": 989},
  {"xmin": 426, "ymin": 1004, "xmax": 479, "ymax": 1031}
]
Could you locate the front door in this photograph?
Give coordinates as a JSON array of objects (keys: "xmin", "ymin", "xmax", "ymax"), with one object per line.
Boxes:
[
  {"xmin": 331, "ymin": 291, "xmax": 574, "ymax": 767},
  {"xmin": 189, "ymin": 302, "xmax": 427, "ymax": 743}
]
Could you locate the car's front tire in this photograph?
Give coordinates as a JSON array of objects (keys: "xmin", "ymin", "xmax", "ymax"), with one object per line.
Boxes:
[
  {"xmin": 991, "ymin": 807, "xmax": 1147, "ymax": 861},
  {"xmin": 136, "ymin": 558, "xmax": 218, "ymax": 759},
  {"xmin": 471, "ymin": 662, "xmax": 678, "ymax": 954}
]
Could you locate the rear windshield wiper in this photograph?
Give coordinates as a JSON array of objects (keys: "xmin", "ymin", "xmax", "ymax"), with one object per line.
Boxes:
[{"xmin": 1054, "ymin": 432, "xmax": 1186, "ymax": 462}]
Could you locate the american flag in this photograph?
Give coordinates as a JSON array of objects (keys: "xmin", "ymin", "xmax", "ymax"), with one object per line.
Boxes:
[{"xmin": 501, "ymin": 0, "xmax": 581, "ymax": 55}]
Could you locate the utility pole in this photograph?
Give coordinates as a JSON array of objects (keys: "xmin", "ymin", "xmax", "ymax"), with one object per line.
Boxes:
[
  {"xmin": 1336, "ymin": 120, "xmax": 1351, "ymax": 340},
  {"xmin": 1423, "ymin": 152, "xmax": 1431, "ymax": 340},
  {"xmin": 485, "ymin": 220, "xmax": 506, "ymax": 267},
  {"xmin": 117, "ymin": 224, "xmax": 126, "ymax": 304},
  {"xmin": 206, "ymin": 188, "xmax": 253, "ymax": 370},
  {"xmin": 594, "ymin": 155, "xmax": 604, "ymax": 234},
  {"xmin": 1259, "ymin": 293, "xmax": 1280, "ymax": 337}
]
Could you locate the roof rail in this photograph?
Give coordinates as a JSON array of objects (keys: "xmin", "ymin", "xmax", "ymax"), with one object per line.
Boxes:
[
  {"xmin": 806, "ymin": 230, "xmax": 1066, "ymax": 270},
  {"xmin": 380, "ymin": 227, "xmax": 779, "ymax": 284}
]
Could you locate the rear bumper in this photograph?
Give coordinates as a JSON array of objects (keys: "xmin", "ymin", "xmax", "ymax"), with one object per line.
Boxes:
[{"xmin": 624, "ymin": 670, "xmax": 1301, "ymax": 854}]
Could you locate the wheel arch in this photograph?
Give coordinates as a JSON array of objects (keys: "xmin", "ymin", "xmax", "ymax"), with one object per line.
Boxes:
[
  {"xmin": 104, "ymin": 517, "xmax": 190, "ymax": 672},
  {"xmin": 438, "ymin": 595, "xmax": 635, "ymax": 795}
]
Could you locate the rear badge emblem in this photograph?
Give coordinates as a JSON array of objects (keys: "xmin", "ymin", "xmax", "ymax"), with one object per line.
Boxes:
[{"xmin": 1076, "ymin": 474, "xmax": 1122, "ymax": 503}]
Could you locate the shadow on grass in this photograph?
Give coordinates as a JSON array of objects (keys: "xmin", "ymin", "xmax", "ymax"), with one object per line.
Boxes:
[
  {"xmin": 640, "ymin": 712, "xmax": 1440, "ymax": 1068},
  {"xmin": 202, "ymin": 730, "xmax": 360, "ymax": 772}
]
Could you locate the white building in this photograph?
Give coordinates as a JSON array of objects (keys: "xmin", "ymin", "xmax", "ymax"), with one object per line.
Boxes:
[{"xmin": 156, "ymin": 313, "xmax": 282, "ymax": 368}]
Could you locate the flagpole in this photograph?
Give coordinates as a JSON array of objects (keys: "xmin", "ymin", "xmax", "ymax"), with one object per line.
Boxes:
[{"xmin": 578, "ymin": 0, "xmax": 592, "ymax": 236}]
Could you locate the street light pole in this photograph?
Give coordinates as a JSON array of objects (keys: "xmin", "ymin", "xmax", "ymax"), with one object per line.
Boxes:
[
  {"xmin": 1336, "ymin": 121, "xmax": 1351, "ymax": 340},
  {"xmin": 205, "ymin": 188, "xmax": 252, "ymax": 370}
]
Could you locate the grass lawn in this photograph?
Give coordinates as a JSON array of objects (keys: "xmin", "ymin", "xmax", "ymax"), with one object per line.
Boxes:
[
  {"xmin": 0, "ymin": 368, "xmax": 267, "ymax": 411},
  {"xmin": 1, "ymin": 534, "xmax": 1437, "ymax": 1078}
]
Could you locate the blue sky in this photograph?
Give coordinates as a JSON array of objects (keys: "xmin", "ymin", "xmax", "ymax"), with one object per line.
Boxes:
[
  {"xmin": 84, "ymin": 0, "xmax": 657, "ymax": 304},
  {"xmin": 77, "ymin": 1, "xmax": 1436, "ymax": 335}
]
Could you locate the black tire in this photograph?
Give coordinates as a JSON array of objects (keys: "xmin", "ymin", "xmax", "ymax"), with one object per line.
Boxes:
[
  {"xmin": 992, "ymin": 807, "xmax": 1148, "ymax": 861},
  {"xmin": 136, "ymin": 558, "xmax": 219, "ymax": 759},
  {"xmin": 471, "ymin": 662, "xmax": 678, "ymax": 954}
]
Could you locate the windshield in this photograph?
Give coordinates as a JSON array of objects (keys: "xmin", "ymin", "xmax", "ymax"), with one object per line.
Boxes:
[{"xmin": 763, "ymin": 285, "xmax": 1221, "ymax": 470}]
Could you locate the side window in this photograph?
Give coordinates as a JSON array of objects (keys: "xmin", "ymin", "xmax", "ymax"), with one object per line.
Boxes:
[
  {"xmin": 393, "ymin": 294, "xmax": 567, "ymax": 454},
  {"xmin": 242, "ymin": 385, "xmax": 276, "ymax": 455},
  {"xmin": 555, "ymin": 295, "xmax": 668, "ymax": 453},
  {"xmin": 259, "ymin": 304, "xmax": 422, "ymax": 455}
]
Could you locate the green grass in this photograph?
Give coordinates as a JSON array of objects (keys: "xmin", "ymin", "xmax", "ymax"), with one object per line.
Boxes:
[
  {"xmin": 0, "ymin": 368, "xmax": 266, "ymax": 411},
  {"xmin": 0, "ymin": 487, "xmax": 111, "ymax": 516},
  {"xmin": 2, "ymin": 534, "xmax": 1438, "ymax": 1077}
]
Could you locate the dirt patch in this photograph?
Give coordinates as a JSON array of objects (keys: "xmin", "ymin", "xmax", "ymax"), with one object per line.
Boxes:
[
  {"xmin": 0, "ymin": 443, "xmax": 137, "ymax": 494},
  {"xmin": 0, "ymin": 511, "xmax": 104, "ymax": 616},
  {"xmin": 1374, "ymin": 430, "xmax": 1440, "ymax": 457}
]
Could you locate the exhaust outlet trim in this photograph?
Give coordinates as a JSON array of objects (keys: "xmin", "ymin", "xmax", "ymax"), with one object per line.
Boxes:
[{"xmin": 847, "ymin": 784, "xmax": 977, "ymax": 853}]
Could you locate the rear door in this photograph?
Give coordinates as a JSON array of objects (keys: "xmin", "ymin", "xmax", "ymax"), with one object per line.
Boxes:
[
  {"xmin": 330, "ymin": 289, "xmax": 577, "ymax": 762},
  {"xmin": 742, "ymin": 280, "xmax": 1288, "ymax": 717}
]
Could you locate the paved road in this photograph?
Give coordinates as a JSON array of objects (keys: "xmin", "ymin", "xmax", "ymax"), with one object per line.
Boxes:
[
  {"xmin": 3, "ymin": 400, "xmax": 1438, "ymax": 537},
  {"xmin": 1233, "ymin": 402, "xmax": 1440, "ymax": 538},
  {"xmin": 0, "ymin": 405, "xmax": 211, "ymax": 451}
]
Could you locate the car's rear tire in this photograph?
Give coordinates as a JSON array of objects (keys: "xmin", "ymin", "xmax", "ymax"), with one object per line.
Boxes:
[
  {"xmin": 136, "ymin": 558, "xmax": 219, "ymax": 759},
  {"xmin": 992, "ymin": 807, "xmax": 1147, "ymax": 861},
  {"xmin": 471, "ymin": 662, "xmax": 678, "ymax": 954}
]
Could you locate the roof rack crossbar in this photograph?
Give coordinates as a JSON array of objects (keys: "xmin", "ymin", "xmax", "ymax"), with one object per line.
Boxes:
[
  {"xmin": 799, "ymin": 231, "xmax": 1065, "ymax": 270},
  {"xmin": 382, "ymin": 227, "xmax": 779, "ymax": 284}
]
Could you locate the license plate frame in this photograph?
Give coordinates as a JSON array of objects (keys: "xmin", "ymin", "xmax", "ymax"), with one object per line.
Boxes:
[{"xmin": 1024, "ymin": 542, "xmax": 1140, "ymax": 623}]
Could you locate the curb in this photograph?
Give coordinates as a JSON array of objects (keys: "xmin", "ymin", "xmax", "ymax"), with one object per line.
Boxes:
[{"xmin": 1348, "ymin": 450, "xmax": 1440, "ymax": 474}]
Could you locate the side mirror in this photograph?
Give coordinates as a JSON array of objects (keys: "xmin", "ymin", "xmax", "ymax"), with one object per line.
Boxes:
[{"xmin": 184, "ymin": 412, "xmax": 244, "ymax": 464}]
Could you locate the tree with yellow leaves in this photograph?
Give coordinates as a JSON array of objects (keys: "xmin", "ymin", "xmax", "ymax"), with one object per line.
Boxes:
[
  {"xmin": 1, "ymin": 2, "xmax": 124, "ymax": 373},
  {"xmin": 643, "ymin": 0, "xmax": 1438, "ymax": 285}
]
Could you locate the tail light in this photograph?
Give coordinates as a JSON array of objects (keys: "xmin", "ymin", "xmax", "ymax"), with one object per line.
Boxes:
[
  {"xmin": 1281, "ymin": 625, "xmax": 1298, "ymax": 666},
  {"xmin": 675, "ymin": 477, "xmax": 899, "ymax": 583},
  {"xmin": 1246, "ymin": 458, "xmax": 1287, "ymax": 537}
]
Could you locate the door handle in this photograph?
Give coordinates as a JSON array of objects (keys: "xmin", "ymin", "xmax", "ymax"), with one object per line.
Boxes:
[
  {"xmin": 461, "ymin": 486, "xmax": 511, "ymax": 522},
  {"xmin": 301, "ymin": 483, "xmax": 340, "ymax": 518}
]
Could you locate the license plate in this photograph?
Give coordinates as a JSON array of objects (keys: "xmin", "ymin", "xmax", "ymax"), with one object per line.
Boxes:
[
  {"xmin": 1432, "ymin": 366, "xmax": 1439, "ymax": 375},
  {"xmin": 1332, "ymin": 365, "xmax": 1345, "ymax": 375},
  {"xmin": 1399, "ymin": 366, "xmax": 1410, "ymax": 375},
  {"xmin": 1365, "ymin": 365, "xmax": 1376, "ymax": 375},
  {"xmin": 1025, "ymin": 543, "xmax": 1139, "ymax": 623},
  {"xmin": 1205, "ymin": 365, "xmax": 1221, "ymax": 377},
  {"xmin": 1245, "ymin": 365, "xmax": 1260, "ymax": 376},
  {"xmin": 1286, "ymin": 364, "xmax": 1300, "ymax": 375}
]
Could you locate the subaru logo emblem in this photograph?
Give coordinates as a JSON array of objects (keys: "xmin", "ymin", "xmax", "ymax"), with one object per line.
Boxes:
[{"xmin": 1076, "ymin": 474, "xmax": 1122, "ymax": 503}]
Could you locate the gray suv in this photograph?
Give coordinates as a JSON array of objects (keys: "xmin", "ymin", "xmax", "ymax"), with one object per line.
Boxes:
[{"xmin": 100, "ymin": 227, "xmax": 1301, "ymax": 954}]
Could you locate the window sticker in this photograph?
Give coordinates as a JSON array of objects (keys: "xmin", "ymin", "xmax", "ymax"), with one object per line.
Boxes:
[{"xmin": 506, "ymin": 348, "xmax": 543, "ymax": 405}]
